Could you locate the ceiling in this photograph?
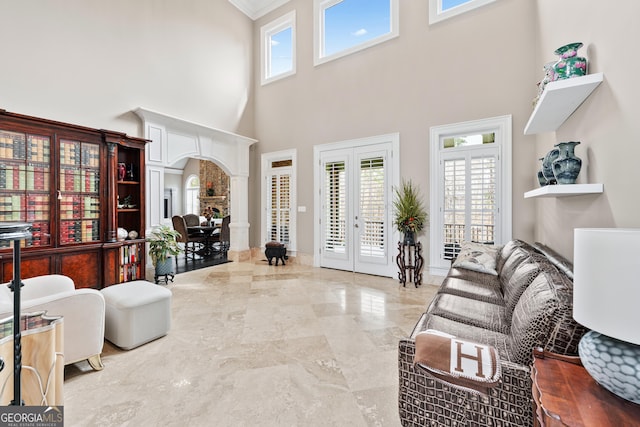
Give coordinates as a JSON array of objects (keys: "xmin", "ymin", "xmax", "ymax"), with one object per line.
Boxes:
[{"xmin": 228, "ymin": 0, "xmax": 290, "ymax": 20}]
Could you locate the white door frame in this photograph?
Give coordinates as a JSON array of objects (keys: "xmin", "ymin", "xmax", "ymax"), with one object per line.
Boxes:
[
  {"xmin": 261, "ymin": 149, "xmax": 297, "ymax": 254},
  {"xmin": 313, "ymin": 133, "xmax": 400, "ymax": 277},
  {"xmin": 429, "ymin": 115, "xmax": 512, "ymax": 276}
]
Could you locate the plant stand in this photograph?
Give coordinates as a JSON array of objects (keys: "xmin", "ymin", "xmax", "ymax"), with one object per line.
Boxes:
[{"xmin": 396, "ymin": 241, "xmax": 423, "ymax": 287}]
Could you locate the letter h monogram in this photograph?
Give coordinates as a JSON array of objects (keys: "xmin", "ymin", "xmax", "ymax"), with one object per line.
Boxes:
[{"xmin": 453, "ymin": 340, "xmax": 486, "ymax": 378}]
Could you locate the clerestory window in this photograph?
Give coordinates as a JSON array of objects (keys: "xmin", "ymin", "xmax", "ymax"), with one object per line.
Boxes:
[
  {"xmin": 429, "ymin": 0, "xmax": 496, "ymax": 24},
  {"xmin": 261, "ymin": 11, "xmax": 296, "ymax": 85},
  {"xmin": 314, "ymin": 0, "xmax": 399, "ymax": 66}
]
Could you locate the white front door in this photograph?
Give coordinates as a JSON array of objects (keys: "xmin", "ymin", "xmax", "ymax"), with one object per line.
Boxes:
[{"xmin": 317, "ymin": 136, "xmax": 397, "ymax": 277}]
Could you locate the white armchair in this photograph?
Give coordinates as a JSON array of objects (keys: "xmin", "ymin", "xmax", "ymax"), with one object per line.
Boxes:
[{"xmin": 0, "ymin": 274, "xmax": 105, "ymax": 370}]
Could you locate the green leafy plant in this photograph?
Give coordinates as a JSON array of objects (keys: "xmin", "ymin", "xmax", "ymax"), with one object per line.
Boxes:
[
  {"xmin": 147, "ymin": 225, "xmax": 183, "ymax": 266},
  {"xmin": 393, "ymin": 180, "xmax": 428, "ymax": 233}
]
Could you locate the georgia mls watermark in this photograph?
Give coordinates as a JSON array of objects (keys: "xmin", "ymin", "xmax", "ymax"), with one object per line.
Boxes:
[{"xmin": 0, "ymin": 406, "xmax": 63, "ymax": 427}]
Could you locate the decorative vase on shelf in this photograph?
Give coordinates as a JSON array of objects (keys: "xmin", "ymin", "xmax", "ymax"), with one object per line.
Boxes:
[
  {"xmin": 553, "ymin": 42, "xmax": 587, "ymax": 80},
  {"xmin": 552, "ymin": 141, "xmax": 582, "ymax": 184},
  {"xmin": 126, "ymin": 163, "xmax": 135, "ymax": 181},
  {"xmin": 117, "ymin": 227, "xmax": 128, "ymax": 242},
  {"xmin": 118, "ymin": 162, "xmax": 126, "ymax": 181},
  {"xmin": 403, "ymin": 231, "xmax": 416, "ymax": 246},
  {"xmin": 542, "ymin": 148, "xmax": 560, "ymax": 185},
  {"xmin": 537, "ymin": 158, "xmax": 548, "ymax": 186}
]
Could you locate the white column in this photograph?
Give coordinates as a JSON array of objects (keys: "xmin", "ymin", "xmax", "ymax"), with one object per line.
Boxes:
[{"xmin": 229, "ymin": 175, "xmax": 250, "ymax": 257}]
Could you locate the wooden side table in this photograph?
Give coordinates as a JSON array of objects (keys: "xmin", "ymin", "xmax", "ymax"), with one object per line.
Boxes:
[
  {"xmin": 396, "ymin": 241, "xmax": 423, "ymax": 287},
  {"xmin": 0, "ymin": 312, "xmax": 64, "ymax": 406},
  {"xmin": 531, "ymin": 349, "xmax": 640, "ymax": 426}
]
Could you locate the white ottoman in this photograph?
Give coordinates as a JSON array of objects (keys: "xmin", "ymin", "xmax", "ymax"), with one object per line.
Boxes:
[{"xmin": 101, "ymin": 280, "xmax": 172, "ymax": 350}]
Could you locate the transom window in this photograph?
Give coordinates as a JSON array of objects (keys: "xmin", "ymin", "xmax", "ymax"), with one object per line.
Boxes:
[
  {"xmin": 443, "ymin": 132, "xmax": 495, "ymax": 149},
  {"xmin": 261, "ymin": 11, "xmax": 296, "ymax": 85},
  {"xmin": 429, "ymin": 0, "xmax": 496, "ymax": 24},
  {"xmin": 314, "ymin": 0, "xmax": 399, "ymax": 66}
]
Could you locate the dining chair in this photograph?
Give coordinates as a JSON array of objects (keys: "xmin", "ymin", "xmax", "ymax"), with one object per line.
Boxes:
[
  {"xmin": 171, "ymin": 215, "xmax": 206, "ymax": 260},
  {"xmin": 183, "ymin": 213, "xmax": 200, "ymax": 227},
  {"xmin": 210, "ymin": 215, "xmax": 230, "ymax": 254}
]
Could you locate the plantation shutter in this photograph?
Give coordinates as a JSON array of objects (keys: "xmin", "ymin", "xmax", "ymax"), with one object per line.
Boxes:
[
  {"xmin": 470, "ymin": 156, "xmax": 496, "ymax": 244},
  {"xmin": 359, "ymin": 157, "xmax": 386, "ymax": 258},
  {"xmin": 443, "ymin": 154, "xmax": 496, "ymax": 259},
  {"xmin": 268, "ymin": 172, "xmax": 291, "ymax": 244},
  {"xmin": 324, "ymin": 160, "xmax": 347, "ymax": 254}
]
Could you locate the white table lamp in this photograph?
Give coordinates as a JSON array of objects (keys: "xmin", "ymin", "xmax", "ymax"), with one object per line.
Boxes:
[{"xmin": 573, "ymin": 228, "xmax": 640, "ymax": 404}]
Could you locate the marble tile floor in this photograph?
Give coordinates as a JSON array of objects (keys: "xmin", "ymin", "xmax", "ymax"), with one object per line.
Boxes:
[{"xmin": 64, "ymin": 261, "xmax": 439, "ymax": 426}]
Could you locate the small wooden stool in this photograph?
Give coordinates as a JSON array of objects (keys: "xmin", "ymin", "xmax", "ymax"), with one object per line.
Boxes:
[{"xmin": 265, "ymin": 241, "xmax": 287, "ymax": 266}]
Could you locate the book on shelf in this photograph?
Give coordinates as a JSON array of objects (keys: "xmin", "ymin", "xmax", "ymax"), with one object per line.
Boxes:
[
  {"xmin": 0, "ymin": 194, "xmax": 25, "ymax": 221},
  {"xmin": 120, "ymin": 243, "xmax": 139, "ymax": 265},
  {"xmin": 0, "ymin": 130, "xmax": 26, "ymax": 160}
]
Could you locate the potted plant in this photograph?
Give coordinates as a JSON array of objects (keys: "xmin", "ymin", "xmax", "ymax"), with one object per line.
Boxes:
[
  {"xmin": 393, "ymin": 179, "xmax": 428, "ymax": 245},
  {"xmin": 147, "ymin": 225, "xmax": 183, "ymax": 283}
]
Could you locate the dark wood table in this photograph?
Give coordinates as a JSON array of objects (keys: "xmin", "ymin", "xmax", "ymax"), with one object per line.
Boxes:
[
  {"xmin": 531, "ymin": 349, "xmax": 640, "ymax": 426},
  {"xmin": 188, "ymin": 225, "xmax": 220, "ymax": 257}
]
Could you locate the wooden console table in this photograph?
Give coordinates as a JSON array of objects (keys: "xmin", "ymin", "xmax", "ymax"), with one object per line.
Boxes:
[
  {"xmin": 396, "ymin": 241, "xmax": 423, "ymax": 287},
  {"xmin": 531, "ymin": 349, "xmax": 640, "ymax": 426}
]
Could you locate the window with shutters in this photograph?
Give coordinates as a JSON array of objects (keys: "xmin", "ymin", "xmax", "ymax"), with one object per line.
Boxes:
[
  {"xmin": 442, "ymin": 152, "xmax": 496, "ymax": 260},
  {"xmin": 262, "ymin": 150, "xmax": 297, "ymax": 251},
  {"xmin": 359, "ymin": 157, "xmax": 385, "ymax": 258},
  {"xmin": 324, "ymin": 160, "xmax": 347, "ymax": 253},
  {"xmin": 430, "ymin": 116, "xmax": 512, "ymax": 276}
]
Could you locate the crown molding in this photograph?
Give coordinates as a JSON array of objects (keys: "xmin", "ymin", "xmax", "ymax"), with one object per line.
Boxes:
[{"xmin": 229, "ymin": 0, "xmax": 291, "ymax": 20}]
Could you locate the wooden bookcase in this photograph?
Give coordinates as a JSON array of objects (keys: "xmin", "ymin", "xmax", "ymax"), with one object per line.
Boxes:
[{"xmin": 0, "ymin": 109, "xmax": 148, "ymax": 289}]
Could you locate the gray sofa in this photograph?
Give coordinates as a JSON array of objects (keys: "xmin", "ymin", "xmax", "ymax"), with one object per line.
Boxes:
[{"xmin": 398, "ymin": 240, "xmax": 586, "ymax": 427}]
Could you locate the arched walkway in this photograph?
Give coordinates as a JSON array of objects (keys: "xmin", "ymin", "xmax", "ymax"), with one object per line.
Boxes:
[{"xmin": 134, "ymin": 108, "xmax": 257, "ymax": 261}]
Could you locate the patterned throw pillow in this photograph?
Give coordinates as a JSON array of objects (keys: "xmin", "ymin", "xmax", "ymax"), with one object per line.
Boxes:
[{"xmin": 452, "ymin": 242, "xmax": 500, "ymax": 276}]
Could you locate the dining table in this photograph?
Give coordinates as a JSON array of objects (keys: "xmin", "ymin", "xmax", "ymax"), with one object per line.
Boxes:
[{"xmin": 188, "ymin": 224, "xmax": 221, "ymax": 258}]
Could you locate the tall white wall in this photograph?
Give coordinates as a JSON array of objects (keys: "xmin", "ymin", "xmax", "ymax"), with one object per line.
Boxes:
[
  {"xmin": 252, "ymin": 1, "xmax": 539, "ymax": 258},
  {"xmin": 0, "ymin": 0, "xmax": 254, "ymax": 138}
]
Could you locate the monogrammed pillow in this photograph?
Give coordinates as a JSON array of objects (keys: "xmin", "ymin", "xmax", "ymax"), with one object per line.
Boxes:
[{"xmin": 414, "ymin": 329, "xmax": 501, "ymax": 394}]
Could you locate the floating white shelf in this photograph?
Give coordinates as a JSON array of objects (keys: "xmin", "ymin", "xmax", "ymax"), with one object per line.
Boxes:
[
  {"xmin": 524, "ymin": 183, "xmax": 604, "ymax": 198},
  {"xmin": 524, "ymin": 73, "xmax": 604, "ymax": 135}
]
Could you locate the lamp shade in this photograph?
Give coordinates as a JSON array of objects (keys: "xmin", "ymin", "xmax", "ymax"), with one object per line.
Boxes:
[{"xmin": 574, "ymin": 228, "xmax": 640, "ymax": 345}]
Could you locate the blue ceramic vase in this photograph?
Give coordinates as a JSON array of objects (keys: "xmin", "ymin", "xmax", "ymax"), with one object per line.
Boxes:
[
  {"xmin": 542, "ymin": 148, "xmax": 560, "ymax": 185},
  {"xmin": 552, "ymin": 141, "xmax": 582, "ymax": 184},
  {"xmin": 537, "ymin": 157, "xmax": 548, "ymax": 186}
]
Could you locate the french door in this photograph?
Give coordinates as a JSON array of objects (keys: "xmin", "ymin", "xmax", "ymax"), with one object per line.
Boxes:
[
  {"xmin": 429, "ymin": 115, "xmax": 512, "ymax": 276},
  {"xmin": 317, "ymin": 137, "xmax": 397, "ymax": 277}
]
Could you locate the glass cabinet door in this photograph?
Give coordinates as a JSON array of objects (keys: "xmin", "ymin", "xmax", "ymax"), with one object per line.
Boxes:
[
  {"xmin": 0, "ymin": 130, "xmax": 51, "ymax": 248},
  {"xmin": 59, "ymin": 139, "xmax": 100, "ymax": 244}
]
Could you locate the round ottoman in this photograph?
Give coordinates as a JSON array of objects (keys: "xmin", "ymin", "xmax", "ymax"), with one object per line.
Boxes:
[{"xmin": 101, "ymin": 280, "xmax": 172, "ymax": 350}]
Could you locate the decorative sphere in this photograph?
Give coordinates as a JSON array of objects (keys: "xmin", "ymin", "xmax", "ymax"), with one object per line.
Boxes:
[
  {"xmin": 128, "ymin": 230, "xmax": 138, "ymax": 240},
  {"xmin": 117, "ymin": 228, "xmax": 128, "ymax": 241}
]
